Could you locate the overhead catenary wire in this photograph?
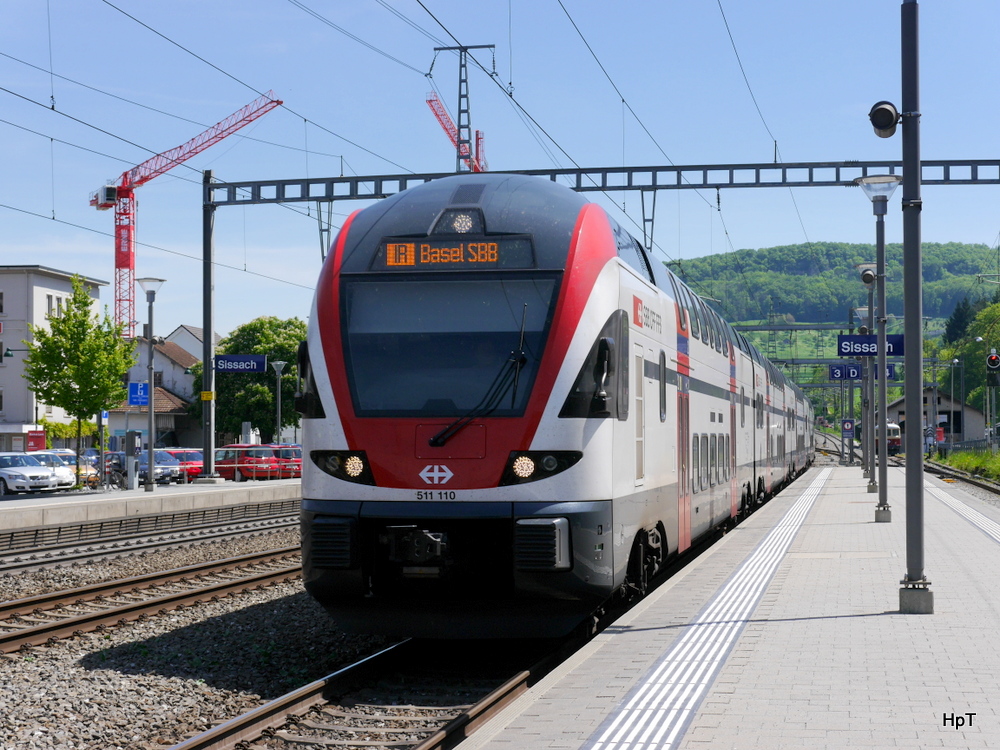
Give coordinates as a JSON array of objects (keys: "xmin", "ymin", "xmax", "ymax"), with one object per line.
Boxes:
[
  {"xmin": 0, "ymin": 201, "xmax": 316, "ymax": 292},
  {"xmin": 99, "ymin": 0, "xmax": 412, "ymax": 173},
  {"xmin": 552, "ymin": 0, "xmax": 765, "ymax": 319},
  {"xmin": 1, "ymin": 51, "xmax": 350, "ymax": 164}
]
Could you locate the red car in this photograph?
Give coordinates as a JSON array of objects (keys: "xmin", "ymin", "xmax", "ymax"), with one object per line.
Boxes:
[
  {"xmin": 268, "ymin": 444, "xmax": 302, "ymax": 478},
  {"xmin": 162, "ymin": 448, "xmax": 204, "ymax": 482},
  {"xmin": 214, "ymin": 444, "xmax": 281, "ymax": 482}
]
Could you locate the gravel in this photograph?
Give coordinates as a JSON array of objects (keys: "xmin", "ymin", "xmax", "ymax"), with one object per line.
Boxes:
[{"xmin": 0, "ymin": 531, "xmax": 389, "ymax": 750}]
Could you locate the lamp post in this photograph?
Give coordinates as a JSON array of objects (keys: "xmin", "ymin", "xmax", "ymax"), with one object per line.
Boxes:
[
  {"xmin": 854, "ymin": 174, "xmax": 902, "ymax": 523},
  {"xmin": 955, "ymin": 358, "xmax": 965, "ymax": 444},
  {"xmin": 271, "ymin": 360, "xmax": 287, "ymax": 444},
  {"xmin": 947, "ymin": 358, "xmax": 959, "ymax": 446},
  {"xmin": 136, "ymin": 277, "xmax": 165, "ymax": 493}
]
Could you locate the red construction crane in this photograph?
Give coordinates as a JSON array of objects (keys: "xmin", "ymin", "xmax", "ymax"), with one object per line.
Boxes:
[
  {"xmin": 426, "ymin": 91, "xmax": 487, "ymax": 173},
  {"xmin": 91, "ymin": 91, "xmax": 282, "ymax": 336}
]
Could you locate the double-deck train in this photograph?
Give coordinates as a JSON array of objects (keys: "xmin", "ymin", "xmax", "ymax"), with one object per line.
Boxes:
[{"xmin": 296, "ymin": 173, "xmax": 814, "ymax": 638}]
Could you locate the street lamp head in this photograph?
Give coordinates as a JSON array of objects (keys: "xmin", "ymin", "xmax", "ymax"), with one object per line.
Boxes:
[
  {"xmin": 271, "ymin": 360, "xmax": 288, "ymax": 375},
  {"xmin": 854, "ymin": 175, "xmax": 904, "ymax": 213},
  {"xmin": 136, "ymin": 277, "xmax": 166, "ymax": 299},
  {"xmin": 854, "ymin": 174, "xmax": 903, "ymax": 199}
]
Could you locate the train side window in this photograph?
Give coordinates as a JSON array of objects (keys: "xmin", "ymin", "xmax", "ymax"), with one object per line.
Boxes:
[
  {"xmin": 709, "ymin": 434, "xmax": 717, "ymax": 486},
  {"xmin": 701, "ymin": 435, "xmax": 709, "ymax": 490},
  {"xmin": 696, "ymin": 300, "xmax": 710, "ymax": 345},
  {"xmin": 659, "ymin": 350, "xmax": 667, "ymax": 422},
  {"xmin": 668, "ymin": 275, "xmax": 687, "ymax": 331},
  {"xmin": 724, "ymin": 434, "xmax": 730, "ymax": 480},
  {"xmin": 682, "ymin": 287, "xmax": 700, "ymax": 340},
  {"xmin": 692, "ymin": 436, "xmax": 700, "ymax": 494},
  {"xmin": 740, "ymin": 387, "xmax": 746, "ymax": 427}
]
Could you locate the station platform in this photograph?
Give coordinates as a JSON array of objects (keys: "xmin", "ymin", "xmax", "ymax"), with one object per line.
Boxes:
[
  {"xmin": 0, "ymin": 478, "xmax": 301, "ymax": 531},
  {"xmin": 463, "ymin": 464, "xmax": 1000, "ymax": 749}
]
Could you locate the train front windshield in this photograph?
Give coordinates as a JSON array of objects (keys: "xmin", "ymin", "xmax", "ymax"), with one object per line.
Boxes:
[{"xmin": 341, "ymin": 275, "xmax": 559, "ymax": 417}]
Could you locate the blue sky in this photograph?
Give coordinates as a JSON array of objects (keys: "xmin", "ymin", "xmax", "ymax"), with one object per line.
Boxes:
[{"xmin": 3, "ymin": 1, "xmax": 999, "ymax": 337}]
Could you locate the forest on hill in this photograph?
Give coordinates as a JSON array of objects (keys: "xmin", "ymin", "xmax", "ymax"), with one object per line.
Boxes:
[{"xmin": 673, "ymin": 242, "xmax": 997, "ymax": 325}]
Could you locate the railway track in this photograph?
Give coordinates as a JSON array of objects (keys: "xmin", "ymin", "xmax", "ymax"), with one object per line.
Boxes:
[
  {"xmin": 171, "ymin": 638, "xmax": 567, "ymax": 750},
  {"xmin": 0, "ymin": 547, "xmax": 301, "ymax": 653},
  {"xmin": 0, "ymin": 511, "xmax": 298, "ymax": 574}
]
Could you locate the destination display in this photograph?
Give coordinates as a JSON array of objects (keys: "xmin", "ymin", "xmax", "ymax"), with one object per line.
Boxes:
[{"xmin": 374, "ymin": 236, "xmax": 533, "ymax": 270}]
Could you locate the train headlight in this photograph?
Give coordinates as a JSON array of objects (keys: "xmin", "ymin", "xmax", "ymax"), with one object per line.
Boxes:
[
  {"xmin": 344, "ymin": 455, "xmax": 365, "ymax": 478},
  {"xmin": 499, "ymin": 451, "xmax": 583, "ymax": 486},
  {"xmin": 311, "ymin": 450, "xmax": 377, "ymax": 485},
  {"xmin": 431, "ymin": 208, "xmax": 485, "ymax": 235},
  {"xmin": 512, "ymin": 455, "xmax": 535, "ymax": 478}
]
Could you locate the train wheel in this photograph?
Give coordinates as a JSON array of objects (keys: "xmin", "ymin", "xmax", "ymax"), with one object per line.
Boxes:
[{"xmin": 624, "ymin": 526, "xmax": 665, "ymax": 602}]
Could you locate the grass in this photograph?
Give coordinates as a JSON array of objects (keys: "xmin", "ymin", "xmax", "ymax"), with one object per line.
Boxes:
[{"xmin": 939, "ymin": 450, "xmax": 1000, "ymax": 482}]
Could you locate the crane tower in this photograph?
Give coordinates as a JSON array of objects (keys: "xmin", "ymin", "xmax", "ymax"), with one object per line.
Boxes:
[
  {"xmin": 91, "ymin": 91, "xmax": 282, "ymax": 336},
  {"xmin": 426, "ymin": 91, "xmax": 487, "ymax": 172}
]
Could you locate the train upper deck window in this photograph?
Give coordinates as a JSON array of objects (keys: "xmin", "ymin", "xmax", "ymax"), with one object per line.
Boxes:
[
  {"xmin": 372, "ymin": 235, "xmax": 534, "ymax": 271},
  {"xmin": 614, "ymin": 229, "xmax": 654, "ymax": 284}
]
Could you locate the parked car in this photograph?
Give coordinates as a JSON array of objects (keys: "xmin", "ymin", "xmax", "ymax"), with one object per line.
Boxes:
[
  {"xmin": 33, "ymin": 450, "xmax": 101, "ymax": 488},
  {"xmin": 0, "ymin": 452, "xmax": 61, "ymax": 495},
  {"xmin": 161, "ymin": 448, "xmax": 204, "ymax": 482},
  {"xmin": 105, "ymin": 451, "xmax": 182, "ymax": 484},
  {"xmin": 268, "ymin": 444, "xmax": 302, "ymax": 478},
  {"xmin": 214, "ymin": 444, "xmax": 281, "ymax": 482},
  {"xmin": 29, "ymin": 451, "xmax": 79, "ymax": 490}
]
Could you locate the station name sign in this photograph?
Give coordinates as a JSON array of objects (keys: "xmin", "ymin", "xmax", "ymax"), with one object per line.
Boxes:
[
  {"xmin": 214, "ymin": 354, "xmax": 267, "ymax": 373},
  {"xmin": 837, "ymin": 334, "xmax": 904, "ymax": 357}
]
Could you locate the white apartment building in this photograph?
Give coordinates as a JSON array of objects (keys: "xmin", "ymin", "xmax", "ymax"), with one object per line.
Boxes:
[{"xmin": 0, "ymin": 266, "xmax": 108, "ymax": 451}]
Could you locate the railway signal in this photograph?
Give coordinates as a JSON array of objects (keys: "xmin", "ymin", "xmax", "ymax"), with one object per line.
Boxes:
[{"xmin": 987, "ymin": 351, "xmax": 1000, "ymax": 387}]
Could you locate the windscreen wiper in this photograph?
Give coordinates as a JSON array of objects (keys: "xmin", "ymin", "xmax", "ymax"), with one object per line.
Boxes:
[
  {"xmin": 428, "ymin": 348, "xmax": 527, "ymax": 447},
  {"xmin": 430, "ymin": 304, "xmax": 530, "ymax": 448}
]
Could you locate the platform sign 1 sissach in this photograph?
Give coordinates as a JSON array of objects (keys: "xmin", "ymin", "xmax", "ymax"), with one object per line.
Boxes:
[
  {"xmin": 837, "ymin": 334, "xmax": 905, "ymax": 357},
  {"xmin": 214, "ymin": 354, "xmax": 268, "ymax": 373}
]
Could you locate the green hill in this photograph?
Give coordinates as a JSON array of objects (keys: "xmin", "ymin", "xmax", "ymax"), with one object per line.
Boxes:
[{"xmin": 672, "ymin": 242, "xmax": 996, "ymax": 325}]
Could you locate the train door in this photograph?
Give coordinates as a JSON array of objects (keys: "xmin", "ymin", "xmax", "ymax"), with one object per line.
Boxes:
[{"xmin": 634, "ymin": 343, "xmax": 645, "ymax": 485}]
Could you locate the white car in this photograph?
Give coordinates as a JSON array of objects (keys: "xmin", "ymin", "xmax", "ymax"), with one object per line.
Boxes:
[
  {"xmin": 0, "ymin": 452, "xmax": 61, "ymax": 495},
  {"xmin": 28, "ymin": 451, "xmax": 77, "ymax": 489}
]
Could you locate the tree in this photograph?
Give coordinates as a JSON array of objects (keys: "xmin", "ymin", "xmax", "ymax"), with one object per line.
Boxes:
[
  {"xmin": 943, "ymin": 297, "xmax": 973, "ymax": 343},
  {"xmin": 22, "ymin": 276, "xmax": 136, "ymax": 481},
  {"xmin": 188, "ymin": 316, "xmax": 306, "ymax": 442}
]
